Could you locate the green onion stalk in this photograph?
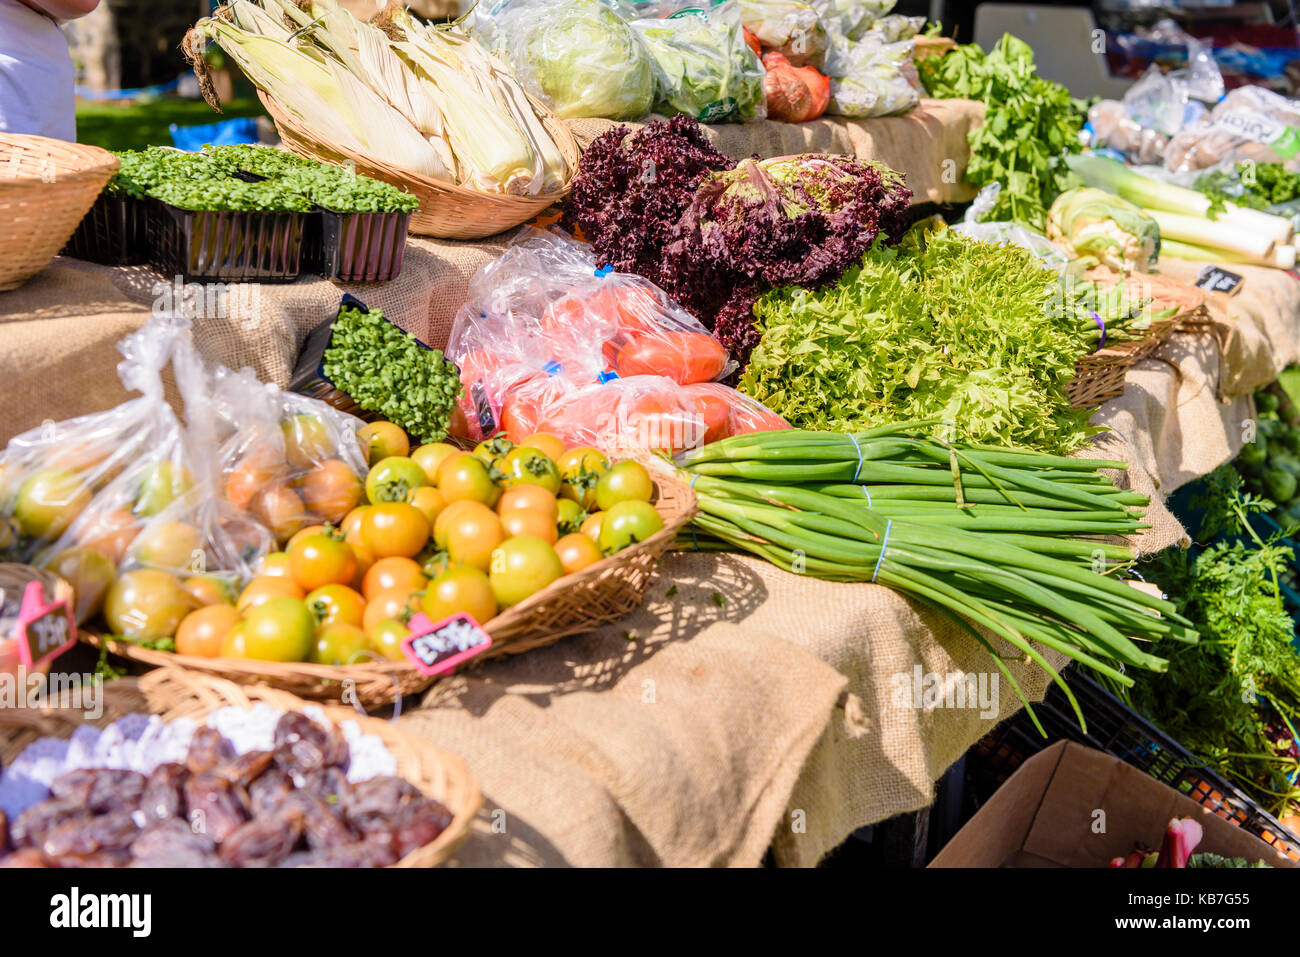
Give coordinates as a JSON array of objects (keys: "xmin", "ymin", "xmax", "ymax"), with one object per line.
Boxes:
[{"xmin": 674, "ymin": 424, "xmax": 1199, "ymax": 731}]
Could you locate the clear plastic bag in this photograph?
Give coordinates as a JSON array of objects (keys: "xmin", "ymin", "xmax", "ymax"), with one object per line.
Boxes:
[
  {"xmin": 472, "ymin": 0, "xmax": 657, "ymax": 120},
  {"xmin": 446, "ymin": 229, "xmax": 737, "ymax": 444},
  {"xmin": 498, "ymin": 373, "xmax": 790, "ymax": 455},
  {"xmin": 631, "ymin": 0, "xmax": 766, "ymax": 123},
  {"xmin": 208, "ymin": 364, "xmax": 369, "ymax": 548},
  {"xmin": 951, "ymin": 185, "xmax": 1072, "ymax": 273},
  {"xmin": 823, "ymin": 31, "xmax": 916, "ymax": 118},
  {"xmin": 738, "ymin": 0, "xmax": 826, "ymax": 66},
  {"xmin": 1087, "ymin": 100, "xmax": 1169, "ymax": 166},
  {"xmin": 447, "ymin": 227, "xmax": 769, "ymax": 447},
  {"xmin": 812, "ymin": 0, "xmax": 897, "ymax": 42},
  {"xmin": 1164, "ymin": 88, "xmax": 1300, "ymax": 171}
]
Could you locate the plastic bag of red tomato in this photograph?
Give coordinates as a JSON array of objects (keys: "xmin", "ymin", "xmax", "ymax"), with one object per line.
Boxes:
[{"xmin": 446, "ymin": 229, "xmax": 787, "ymax": 453}]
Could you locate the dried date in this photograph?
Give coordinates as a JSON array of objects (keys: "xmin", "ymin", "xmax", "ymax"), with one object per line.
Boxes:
[
  {"xmin": 273, "ymin": 713, "xmax": 347, "ymax": 779},
  {"xmin": 51, "ymin": 768, "xmax": 146, "ymax": 813},
  {"xmin": 186, "ymin": 726, "xmax": 236, "ymax": 775},
  {"xmin": 137, "ymin": 763, "xmax": 189, "ymax": 823},
  {"xmin": 11, "ymin": 798, "xmax": 90, "ymax": 849},
  {"xmin": 218, "ymin": 809, "xmax": 304, "ymax": 868},
  {"xmin": 183, "ymin": 773, "xmax": 247, "ymax": 845}
]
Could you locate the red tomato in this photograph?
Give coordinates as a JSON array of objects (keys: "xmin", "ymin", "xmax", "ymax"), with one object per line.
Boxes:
[{"xmin": 616, "ymin": 331, "xmax": 728, "ymax": 384}]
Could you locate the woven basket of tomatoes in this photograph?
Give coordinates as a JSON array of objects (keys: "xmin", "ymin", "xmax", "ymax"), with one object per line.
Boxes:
[{"xmin": 82, "ymin": 423, "xmax": 695, "ymax": 708}]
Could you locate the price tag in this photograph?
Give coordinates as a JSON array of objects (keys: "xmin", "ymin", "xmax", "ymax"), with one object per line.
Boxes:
[
  {"xmin": 14, "ymin": 580, "xmax": 76, "ymax": 670},
  {"xmin": 1195, "ymin": 265, "xmax": 1245, "ymax": 296},
  {"xmin": 400, "ymin": 612, "xmax": 492, "ymax": 677}
]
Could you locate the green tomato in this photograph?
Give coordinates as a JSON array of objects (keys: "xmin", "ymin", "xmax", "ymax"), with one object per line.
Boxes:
[
  {"xmin": 44, "ymin": 546, "xmax": 116, "ymax": 623},
  {"xmin": 594, "ymin": 461, "xmax": 653, "ymax": 511},
  {"xmin": 311, "ymin": 622, "xmax": 371, "ymax": 666},
  {"xmin": 598, "ymin": 500, "xmax": 664, "ymax": 554},
  {"xmin": 14, "ymin": 467, "xmax": 92, "ymax": 539},
  {"xmin": 365, "ymin": 456, "xmax": 428, "ymax": 504},
  {"xmin": 134, "ymin": 461, "xmax": 195, "ymax": 517},
  {"xmin": 471, "ymin": 435, "xmax": 515, "ymax": 471},
  {"xmin": 103, "ymin": 569, "xmax": 195, "ymax": 640},
  {"xmin": 487, "ymin": 536, "xmax": 562, "ymax": 608},
  {"xmin": 499, "ymin": 447, "xmax": 561, "ymax": 494},
  {"xmin": 241, "ymin": 597, "xmax": 315, "ymax": 662}
]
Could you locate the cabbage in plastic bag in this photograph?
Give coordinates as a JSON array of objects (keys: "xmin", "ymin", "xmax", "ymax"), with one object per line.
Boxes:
[
  {"xmin": 824, "ymin": 33, "xmax": 917, "ymax": 118},
  {"xmin": 500, "ymin": 0, "xmax": 656, "ymax": 119},
  {"xmin": 739, "ymin": 0, "xmax": 826, "ymax": 66},
  {"xmin": 632, "ymin": 1, "xmax": 765, "ymax": 123}
]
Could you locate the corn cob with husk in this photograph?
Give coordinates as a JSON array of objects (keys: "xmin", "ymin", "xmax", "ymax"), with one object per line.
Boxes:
[{"xmin": 183, "ymin": 0, "xmax": 569, "ymax": 195}]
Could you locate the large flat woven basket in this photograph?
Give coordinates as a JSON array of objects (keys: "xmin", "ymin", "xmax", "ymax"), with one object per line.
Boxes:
[
  {"xmin": 84, "ymin": 469, "xmax": 697, "ymax": 708},
  {"xmin": 0, "ymin": 133, "xmax": 119, "ymax": 291},
  {"xmin": 258, "ymin": 91, "xmax": 580, "ymax": 240},
  {"xmin": 0, "ymin": 668, "xmax": 482, "ymax": 868}
]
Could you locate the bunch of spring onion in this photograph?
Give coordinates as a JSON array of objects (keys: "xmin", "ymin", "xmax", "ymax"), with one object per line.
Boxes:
[
  {"xmin": 186, "ymin": 0, "xmax": 568, "ymax": 195},
  {"xmin": 675, "ymin": 423, "xmax": 1199, "ymax": 730},
  {"xmin": 1068, "ymin": 153, "xmax": 1296, "ymax": 269}
]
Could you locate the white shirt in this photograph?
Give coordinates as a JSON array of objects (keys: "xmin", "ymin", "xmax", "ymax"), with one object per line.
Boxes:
[{"xmin": 0, "ymin": 0, "xmax": 75, "ymax": 141}]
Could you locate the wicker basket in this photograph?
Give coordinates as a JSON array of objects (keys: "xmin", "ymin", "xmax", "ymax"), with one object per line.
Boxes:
[
  {"xmin": 0, "ymin": 668, "xmax": 482, "ymax": 867},
  {"xmin": 83, "ymin": 469, "xmax": 697, "ymax": 708},
  {"xmin": 258, "ymin": 92, "xmax": 580, "ymax": 240},
  {"xmin": 1068, "ymin": 271, "xmax": 1216, "ymax": 410},
  {"xmin": 0, "ymin": 133, "xmax": 119, "ymax": 291}
]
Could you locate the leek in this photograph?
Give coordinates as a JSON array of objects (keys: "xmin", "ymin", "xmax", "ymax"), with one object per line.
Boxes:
[
  {"xmin": 1068, "ymin": 152, "xmax": 1293, "ymax": 245},
  {"xmin": 1147, "ymin": 209, "xmax": 1274, "ymax": 261},
  {"xmin": 1159, "ymin": 237, "xmax": 1297, "ymax": 270}
]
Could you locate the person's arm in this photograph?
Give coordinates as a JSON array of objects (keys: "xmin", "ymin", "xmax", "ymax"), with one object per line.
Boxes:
[{"xmin": 15, "ymin": 0, "xmax": 100, "ymax": 20}]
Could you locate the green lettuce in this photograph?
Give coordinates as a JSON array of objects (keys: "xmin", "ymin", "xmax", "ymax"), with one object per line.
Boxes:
[{"xmin": 522, "ymin": 1, "xmax": 655, "ymax": 119}]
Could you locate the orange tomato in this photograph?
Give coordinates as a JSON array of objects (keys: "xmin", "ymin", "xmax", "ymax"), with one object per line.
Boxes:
[
  {"xmin": 407, "ymin": 485, "xmax": 446, "ymax": 527},
  {"xmin": 288, "ymin": 534, "xmax": 358, "ymax": 591},
  {"xmin": 497, "ymin": 484, "xmax": 558, "ymax": 520},
  {"xmin": 182, "ymin": 574, "xmax": 237, "ymax": 607},
  {"xmin": 555, "ymin": 533, "xmax": 603, "ymax": 574},
  {"xmin": 175, "ymin": 604, "xmax": 242, "ymax": 658},
  {"xmin": 520, "ymin": 432, "xmax": 565, "ymax": 462},
  {"xmin": 436, "ymin": 455, "xmax": 499, "ymax": 507},
  {"xmin": 499, "ymin": 508, "xmax": 557, "ymax": 545},
  {"xmin": 362, "ymin": 556, "xmax": 428, "ymax": 601},
  {"xmin": 300, "ymin": 459, "xmax": 362, "ymax": 523},
  {"xmin": 422, "ymin": 566, "xmax": 498, "ymax": 624},
  {"xmin": 220, "ymin": 621, "xmax": 249, "ymax": 658},
  {"xmin": 410, "ymin": 443, "xmax": 461, "ymax": 485},
  {"xmin": 305, "ymin": 583, "xmax": 366, "ymax": 630},
  {"xmin": 225, "ymin": 453, "xmax": 288, "ymax": 512},
  {"xmin": 341, "ymin": 506, "xmax": 368, "ymax": 545},
  {"xmin": 445, "ymin": 506, "xmax": 505, "ymax": 572},
  {"xmin": 580, "ymin": 512, "xmax": 604, "ymax": 542},
  {"xmin": 253, "ymin": 486, "xmax": 310, "ymax": 543},
  {"xmin": 433, "ymin": 499, "xmax": 492, "ymax": 550},
  {"xmin": 361, "ymin": 502, "xmax": 430, "ymax": 558},
  {"xmin": 349, "ymin": 542, "xmax": 375, "ymax": 592},
  {"xmin": 75, "ymin": 508, "xmax": 141, "ymax": 564},
  {"xmin": 363, "ymin": 588, "xmax": 422, "ymax": 634},
  {"xmin": 258, "ymin": 551, "xmax": 293, "ymax": 578},
  {"xmin": 237, "ymin": 576, "xmax": 305, "ymax": 614},
  {"xmin": 358, "ymin": 421, "xmax": 410, "ymax": 465},
  {"xmin": 287, "ymin": 524, "xmax": 329, "ymax": 552}
]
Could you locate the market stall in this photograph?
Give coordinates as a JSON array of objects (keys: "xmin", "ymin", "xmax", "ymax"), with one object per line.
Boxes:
[{"xmin": 3, "ymin": 0, "xmax": 1300, "ymax": 876}]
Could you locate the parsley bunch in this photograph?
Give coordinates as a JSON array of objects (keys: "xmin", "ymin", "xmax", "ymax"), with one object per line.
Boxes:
[
  {"xmin": 918, "ymin": 33, "xmax": 1085, "ymax": 231},
  {"xmin": 1132, "ymin": 466, "xmax": 1300, "ymax": 818},
  {"xmin": 321, "ymin": 306, "xmax": 462, "ymax": 444},
  {"xmin": 1196, "ymin": 161, "xmax": 1300, "ymax": 215}
]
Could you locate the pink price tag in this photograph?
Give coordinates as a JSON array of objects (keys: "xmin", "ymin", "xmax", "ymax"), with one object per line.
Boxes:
[
  {"xmin": 15, "ymin": 580, "xmax": 76, "ymax": 670},
  {"xmin": 399, "ymin": 612, "xmax": 492, "ymax": 677}
]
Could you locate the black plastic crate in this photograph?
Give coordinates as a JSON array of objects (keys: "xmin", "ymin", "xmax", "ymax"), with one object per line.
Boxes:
[
  {"xmin": 146, "ymin": 200, "xmax": 305, "ymax": 283},
  {"xmin": 967, "ymin": 670, "xmax": 1300, "ymax": 862},
  {"xmin": 61, "ymin": 193, "xmax": 149, "ymax": 266},
  {"xmin": 303, "ymin": 209, "xmax": 411, "ymax": 283}
]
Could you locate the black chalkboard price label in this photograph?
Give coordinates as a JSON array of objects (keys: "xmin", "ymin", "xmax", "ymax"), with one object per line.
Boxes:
[
  {"xmin": 1195, "ymin": 265, "xmax": 1245, "ymax": 295},
  {"xmin": 399, "ymin": 612, "xmax": 492, "ymax": 677},
  {"xmin": 14, "ymin": 580, "xmax": 76, "ymax": 669}
]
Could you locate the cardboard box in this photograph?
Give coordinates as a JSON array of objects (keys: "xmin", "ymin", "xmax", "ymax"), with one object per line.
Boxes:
[{"xmin": 931, "ymin": 741, "xmax": 1295, "ymax": 868}]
